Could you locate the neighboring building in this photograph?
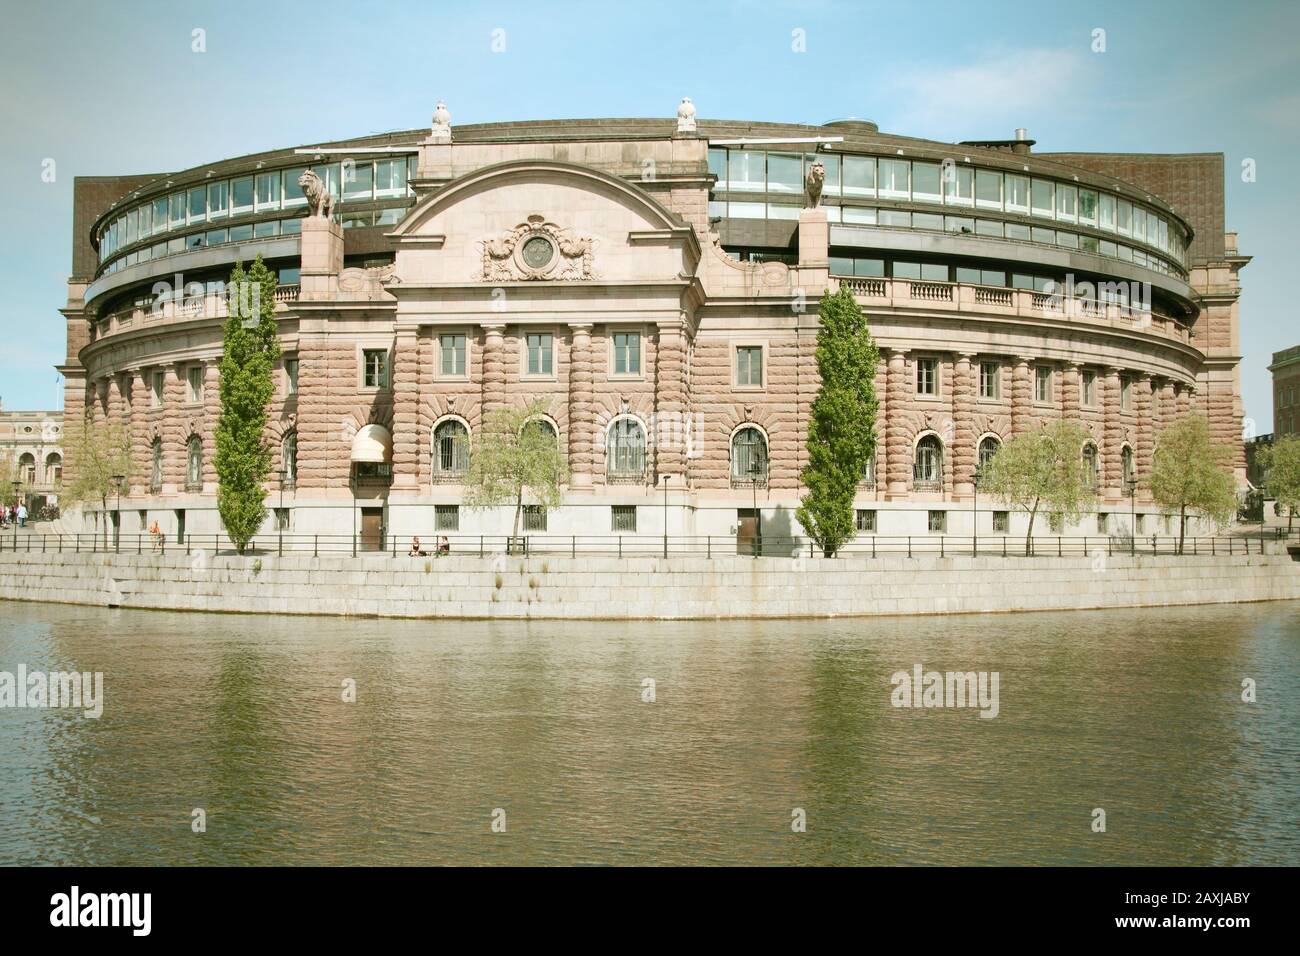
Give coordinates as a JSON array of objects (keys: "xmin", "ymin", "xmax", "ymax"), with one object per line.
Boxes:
[
  {"xmin": 1246, "ymin": 433, "xmax": 1274, "ymax": 489},
  {"xmin": 56, "ymin": 103, "xmax": 1248, "ymax": 546},
  {"xmin": 1269, "ymin": 345, "xmax": 1300, "ymax": 439},
  {"xmin": 0, "ymin": 402, "xmax": 64, "ymax": 510}
]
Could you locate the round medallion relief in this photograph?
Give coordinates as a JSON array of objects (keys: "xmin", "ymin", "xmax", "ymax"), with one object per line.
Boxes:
[{"xmin": 521, "ymin": 235, "xmax": 554, "ymax": 269}]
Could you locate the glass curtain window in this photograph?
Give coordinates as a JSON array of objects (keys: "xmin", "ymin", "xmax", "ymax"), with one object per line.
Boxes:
[
  {"xmin": 911, "ymin": 162, "xmax": 942, "ymax": 203},
  {"xmin": 1006, "ymin": 175, "xmax": 1029, "ymax": 213},
  {"xmin": 1030, "ymin": 179, "xmax": 1054, "ymax": 218},
  {"xmin": 230, "ymin": 177, "xmax": 254, "ymax": 215},
  {"xmin": 975, "ymin": 170, "xmax": 1002, "ymax": 210},
  {"xmin": 878, "ymin": 159, "xmax": 909, "ymax": 199},
  {"xmin": 766, "ymin": 153, "xmax": 802, "ymax": 193},
  {"xmin": 342, "ymin": 161, "xmax": 374, "ymax": 200},
  {"xmin": 842, "ymin": 156, "xmax": 876, "ymax": 196},
  {"xmin": 207, "ymin": 181, "xmax": 228, "ymax": 220},
  {"xmin": 944, "ymin": 166, "xmax": 973, "ymax": 206},
  {"xmin": 727, "ymin": 150, "xmax": 765, "ymax": 191}
]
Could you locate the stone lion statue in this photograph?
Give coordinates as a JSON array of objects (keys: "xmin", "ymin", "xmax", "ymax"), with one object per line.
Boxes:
[
  {"xmin": 299, "ymin": 168, "xmax": 333, "ymax": 219},
  {"xmin": 805, "ymin": 161, "xmax": 825, "ymax": 209}
]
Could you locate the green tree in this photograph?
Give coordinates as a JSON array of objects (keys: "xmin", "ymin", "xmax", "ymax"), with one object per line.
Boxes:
[
  {"xmin": 463, "ymin": 401, "xmax": 568, "ymax": 542},
  {"xmin": 1257, "ymin": 435, "xmax": 1300, "ymax": 532},
  {"xmin": 795, "ymin": 285, "xmax": 880, "ymax": 556},
  {"xmin": 214, "ymin": 257, "xmax": 280, "ymax": 553},
  {"xmin": 1148, "ymin": 414, "xmax": 1239, "ymax": 553},
  {"xmin": 60, "ymin": 417, "xmax": 133, "ymax": 548},
  {"xmin": 980, "ymin": 419, "xmax": 1097, "ymax": 554}
]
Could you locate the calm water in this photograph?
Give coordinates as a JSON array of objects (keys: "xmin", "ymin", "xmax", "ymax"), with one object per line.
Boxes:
[{"xmin": 0, "ymin": 599, "xmax": 1297, "ymax": 866}]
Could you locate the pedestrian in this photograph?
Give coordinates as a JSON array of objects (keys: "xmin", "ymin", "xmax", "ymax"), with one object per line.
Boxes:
[
  {"xmin": 149, "ymin": 519, "xmax": 163, "ymax": 552},
  {"xmin": 16, "ymin": 503, "xmax": 26, "ymax": 528}
]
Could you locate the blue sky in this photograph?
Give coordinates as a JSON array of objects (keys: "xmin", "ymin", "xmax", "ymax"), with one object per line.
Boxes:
[{"xmin": 1, "ymin": 0, "xmax": 1296, "ymax": 431}]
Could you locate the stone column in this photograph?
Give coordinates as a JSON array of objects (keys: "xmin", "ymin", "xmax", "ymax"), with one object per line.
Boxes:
[
  {"xmin": 127, "ymin": 370, "xmax": 147, "ymax": 496},
  {"xmin": 885, "ymin": 348, "xmax": 910, "ymax": 496},
  {"xmin": 1011, "ymin": 356, "xmax": 1033, "ymax": 435},
  {"xmin": 1156, "ymin": 378, "xmax": 1176, "ymax": 441},
  {"xmin": 952, "ymin": 351, "xmax": 975, "ymax": 495},
  {"xmin": 163, "ymin": 364, "xmax": 186, "ymax": 490},
  {"xmin": 1063, "ymin": 363, "xmax": 1082, "ymax": 419},
  {"xmin": 567, "ymin": 322, "xmax": 594, "ymax": 488},
  {"xmin": 1176, "ymin": 382, "xmax": 1191, "ymax": 417},
  {"xmin": 1102, "ymin": 366, "xmax": 1124, "ymax": 494},
  {"xmin": 480, "ymin": 322, "xmax": 506, "ymax": 413},
  {"xmin": 1135, "ymin": 374, "xmax": 1154, "ymax": 481},
  {"xmin": 391, "ymin": 327, "xmax": 420, "ymax": 490},
  {"xmin": 655, "ymin": 317, "xmax": 688, "ymax": 481}
]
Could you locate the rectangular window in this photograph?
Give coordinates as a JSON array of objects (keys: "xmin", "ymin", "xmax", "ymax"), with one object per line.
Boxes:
[
  {"xmin": 152, "ymin": 196, "xmax": 168, "ymax": 233},
  {"xmin": 1120, "ymin": 375, "xmax": 1132, "ymax": 410},
  {"xmin": 727, "ymin": 150, "xmax": 765, "ymax": 191},
  {"xmin": 1099, "ymin": 193, "xmax": 1116, "ymax": 231},
  {"xmin": 916, "ymin": 357, "xmax": 938, "ymax": 396},
  {"xmin": 612, "ymin": 330, "xmax": 641, "ymax": 375},
  {"xmin": 253, "ymin": 220, "xmax": 279, "ymax": 238},
  {"xmin": 228, "ymin": 223, "xmax": 253, "ymax": 242},
  {"xmin": 943, "ymin": 166, "xmax": 974, "ymax": 206},
  {"xmin": 440, "ymin": 333, "xmax": 467, "ymax": 377},
  {"xmin": 1079, "ymin": 189, "xmax": 1098, "ymax": 226},
  {"xmin": 913, "ymin": 212, "xmax": 943, "ymax": 231},
  {"xmin": 342, "ymin": 160, "xmax": 374, "ymax": 200},
  {"xmin": 526, "ymin": 332, "xmax": 553, "ymax": 376},
  {"xmin": 1005, "ymin": 174, "xmax": 1030, "ymax": 214},
  {"xmin": 1055, "ymin": 184, "xmax": 1077, "ymax": 221},
  {"xmin": 842, "ymin": 155, "xmax": 876, "ymax": 196},
  {"xmin": 928, "ymin": 510, "xmax": 947, "ymax": 533},
  {"xmin": 522, "ymin": 505, "xmax": 547, "ymax": 532},
  {"xmin": 766, "ymin": 152, "xmax": 803, "ymax": 193},
  {"xmin": 736, "ymin": 346, "xmax": 763, "ymax": 387},
  {"xmin": 855, "ymin": 509, "xmax": 877, "ymax": 533},
  {"xmin": 151, "ymin": 370, "xmax": 165, "ymax": 407},
  {"xmin": 611, "ymin": 505, "xmax": 637, "ymax": 533},
  {"xmin": 374, "ymin": 158, "xmax": 408, "ymax": 197},
  {"xmin": 207, "ymin": 181, "xmax": 228, "ymax": 221},
  {"xmin": 878, "ymin": 159, "xmax": 910, "ymax": 199},
  {"xmin": 1005, "ymin": 222, "xmax": 1031, "ymax": 241},
  {"xmin": 878, "ymin": 209, "xmax": 910, "ymax": 228},
  {"xmin": 363, "ymin": 349, "xmax": 389, "ymax": 389},
  {"xmin": 187, "ymin": 186, "xmax": 206, "ymax": 224},
  {"xmin": 255, "ymin": 172, "xmax": 281, "ymax": 210},
  {"xmin": 975, "ymin": 169, "xmax": 1002, "ymax": 210},
  {"xmin": 169, "ymin": 191, "xmax": 186, "ymax": 228},
  {"xmin": 230, "ymin": 177, "xmax": 254, "ymax": 215},
  {"xmin": 1035, "ymin": 366, "xmax": 1053, "ymax": 403},
  {"xmin": 285, "ymin": 358, "xmax": 298, "ymax": 395},
  {"xmin": 1030, "ymin": 179, "xmax": 1054, "ymax": 218},
  {"xmin": 186, "ymin": 366, "xmax": 203, "ymax": 404},
  {"xmin": 975, "ymin": 218, "xmax": 1004, "ymax": 238},
  {"xmin": 435, "ymin": 504, "xmax": 460, "ymax": 532},
  {"xmin": 1117, "ymin": 199, "xmax": 1133, "ymax": 236},
  {"xmin": 911, "ymin": 162, "xmax": 942, "ymax": 203},
  {"xmin": 1082, "ymin": 370, "xmax": 1096, "ymax": 407},
  {"xmin": 281, "ymin": 167, "xmax": 309, "ymax": 207},
  {"xmin": 993, "ymin": 511, "xmax": 1009, "ymax": 533},
  {"xmin": 979, "ymin": 361, "xmax": 1000, "ymax": 399}
]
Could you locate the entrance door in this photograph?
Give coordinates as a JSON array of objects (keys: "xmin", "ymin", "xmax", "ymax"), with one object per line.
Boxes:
[
  {"xmin": 737, "ymin": 508, "xmax": 758, "ymax": 556},
  {"xmin": 360, "ymin": 508, "xmax": 384, "ymax": 552}
]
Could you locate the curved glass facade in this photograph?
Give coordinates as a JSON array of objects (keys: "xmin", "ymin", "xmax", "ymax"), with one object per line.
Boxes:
[
  {"xmin": 707, "ymin": 147, "xmax": 1188, "ymax": 278},
  {"xmin": 95, "ymin": 155, "xmax": 417, "ymax": 276}
]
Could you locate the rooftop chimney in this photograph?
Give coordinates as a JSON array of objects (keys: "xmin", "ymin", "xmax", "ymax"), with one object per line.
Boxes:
[{"xmin": 1012, "ymin": 129, "xmax": 1032, "ymax": 156}]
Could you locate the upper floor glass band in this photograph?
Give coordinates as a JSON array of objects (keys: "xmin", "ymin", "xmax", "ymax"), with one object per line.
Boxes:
[
  {"xmin": 706, "ymin": 147, "xmax": 1189, "ymax": 278},
  {"xmin": 94, "ymin": 156, "xmax": 418, "ymax": 276}
]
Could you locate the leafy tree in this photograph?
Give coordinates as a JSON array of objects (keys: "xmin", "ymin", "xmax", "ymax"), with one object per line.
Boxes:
[
  {"xmin": 214, "ymin": 257, "xmax": 280, "ymax": 553},
  {"xmin": 60, "ymin": 417, "xmax": 132, "ymax": 548},
  {"xmin": 980, "ymin": 419, "xmax": 1097, "ymax": 554},
  {"xmin": 1148, "ymin": 414, "xmax": 1239, "ymax": 553},
  {"xmin": 1258, "ymin": 435, "xmax": 1300, "ymax": 532},
  {"xmin": 463, "ymin": 400, "xmax": 568, "ymax": 541},
  {"xmin": 796, "ymin": 285, "xmax": 880, "ymax": 556}
]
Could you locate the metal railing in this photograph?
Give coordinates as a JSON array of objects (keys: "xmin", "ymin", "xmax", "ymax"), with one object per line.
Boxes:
[{"xmin": 2, "ymin": 530, "xmax": 1296, "ymax": 560}]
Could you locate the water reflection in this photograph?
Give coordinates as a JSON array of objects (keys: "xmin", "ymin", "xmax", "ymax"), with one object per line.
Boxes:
[{"xmin": 1, "ymin": 601, "xmax": 1296, "ymax": 865}]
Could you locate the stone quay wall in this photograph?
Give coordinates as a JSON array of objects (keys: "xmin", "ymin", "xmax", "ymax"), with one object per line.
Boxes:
[{"xmin": 2, "ymin": 548, "xmax": 1298, "ymax": 621}]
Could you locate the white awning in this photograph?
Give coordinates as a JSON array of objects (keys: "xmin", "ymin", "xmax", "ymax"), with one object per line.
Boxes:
[{"xmin": 351, "ymin": 425, "xmax": 392, "ymax": 464}]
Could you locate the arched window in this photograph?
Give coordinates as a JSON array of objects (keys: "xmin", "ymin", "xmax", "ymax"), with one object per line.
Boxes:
[
  {"xmin": 1121, "ymin": 445, "xmax": 1135, "ymax": 485},
  {"xmin": 432, "ymin": 420, "xmax": 469, "ymax": 481},
  {"xmin": 186, "ymin": 435, "xmax": 203, "ymax": 491},
  {"xmin": 977, "ymin": 436, "xmax": 1000, "ymax": 473},
  {"xmin": 281, "ymin": 431, "xmax": 298, "ymax": 487},
  {"xmin": 607, "ymin": 418, "xmax": 646, "ymax": 481},
  {"xmin": 18, "ymin": 453, "xmax": 36, "ymax": 485},
  {"xmin": 522, "ymin": 418, "xmax": 558, "ymax": 445},
  {"xmin": 731, "ymin": 426, "xmax": 769, "ymax": 488},
  {"xmin": 150, "ymin": 439, "xmax": 163, "ymax": 493},
  {"xmin": 45, "ymin": 453, "xmax": 63, "ymax": 486},
  {"xmin": 913, "ymin": 434, "xmax": 944, "ymax": 489},
  {"xmin": 1082, "ymin": 443, "xmax": 1099, "ymax": 488}
]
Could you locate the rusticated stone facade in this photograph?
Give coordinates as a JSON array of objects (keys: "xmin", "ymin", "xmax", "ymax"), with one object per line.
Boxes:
[{"xmin": 59, "ymin": 110, "xmax": 1248, "ymax": 543}]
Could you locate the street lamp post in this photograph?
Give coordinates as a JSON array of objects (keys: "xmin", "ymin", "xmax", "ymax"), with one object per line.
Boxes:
[
  {"xmin": 278, "ymin": 468, "xmax": 286, "ymax": 557},
  {"xmin": 111, "ymin": 473, "xmax": 124, "ymax": 553},
  {"xmin": 1125, "ymin": 475, "xmax": 1138, "ymax": 556},
  {"xmin": 661, "ymin": 472, "xmax": 670, "ymax": 559},
  {"xmin": 749, "ymin": 456, "xmax": 763, "ymax": 558},
  {"xmin": 10, "ymin": 481, "xmax": 19, "ymax": 549}
]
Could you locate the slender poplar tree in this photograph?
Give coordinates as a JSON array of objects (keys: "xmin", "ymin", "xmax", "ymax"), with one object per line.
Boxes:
[
  {"xmin": 796, "ymin": 285, "xmax": 880, "ymax": 556},
  {"xmin": 214, "ymin": 256, "xmax": 280, "ymax": 553}
]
